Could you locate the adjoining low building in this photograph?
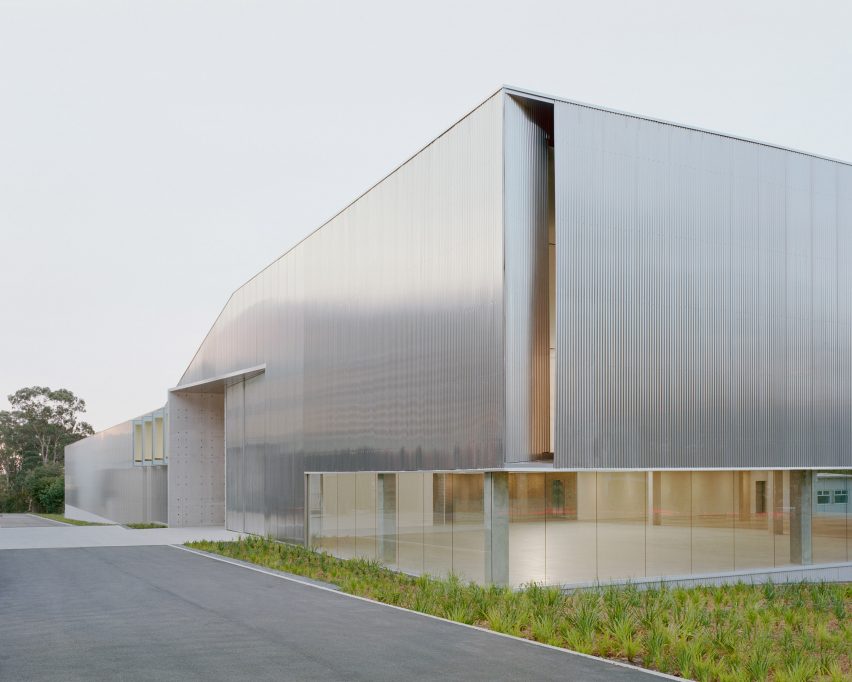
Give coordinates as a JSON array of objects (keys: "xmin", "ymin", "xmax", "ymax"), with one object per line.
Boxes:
[{"xmin": 66, "ymin": 86, "xmax": 852, "ymax": 586}]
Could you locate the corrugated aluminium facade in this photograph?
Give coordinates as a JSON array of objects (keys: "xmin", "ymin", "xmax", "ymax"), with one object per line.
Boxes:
[
  {"xmin": 553, "ymin": 98, "xmax": 852, "ymax": 468},
  {"xmin": 65, "ymin": 419, "xmax": 167, "ymax": 524},
  {"xmin": 66, "ymin": 87, "xmax": 852, "ymax": 543},
  {"xmin": 180, "ymin": 92, "xmax": 506, "ymax": 540}
]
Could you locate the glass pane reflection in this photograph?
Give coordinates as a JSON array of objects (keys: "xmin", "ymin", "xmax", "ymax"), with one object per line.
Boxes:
[
  {"xmin": 423, "ymin": 473, "xmax": 453, "ymax": 578},
  {"xmin": 451, "ymin": 474, "xmax": 485, "ymax": 583},
  {"xmin": 812, "ymin": 472, "xmax": 848, "ymax": 564},
  {"xmin": 546, "ymin": 472, "xmax": 596, "ymax": 584},
  {"xmin": 692, "ymin": 471, "xmax": 734, "ymax": 573},
  {"xmin": 509, "ymin": 473, "xmax": 545, "ymax": 585},
  {"xmin": 646, "ymin": 471, "xmax": 691, "ymax": 578},
  {"xmin": 596, "ymin": 472, "xmax": 646, "ymax": 581},
  {"xmin": 397, "ymin": 472, "xmax": 424, "ymax": 575}
]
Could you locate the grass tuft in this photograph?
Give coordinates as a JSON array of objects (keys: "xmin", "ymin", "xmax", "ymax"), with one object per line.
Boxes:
[
  {"xmin": 187, "ymin": 536, "xmax": 852, "ymax": 680},
  {"xmin": 34, "ymin": 513, "xmax": 111, "ymax": 526}
]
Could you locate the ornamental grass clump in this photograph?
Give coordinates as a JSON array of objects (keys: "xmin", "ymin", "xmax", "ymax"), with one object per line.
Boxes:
[{"xmin": 187, "ymin": 537, "xmax": 852, "ymax": 681}]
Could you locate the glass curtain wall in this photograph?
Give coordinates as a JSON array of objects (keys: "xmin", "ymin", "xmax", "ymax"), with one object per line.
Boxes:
[
  {"xmin": 308, "ymin": 472, "xmax": 486, "ymax": 583},
  {"xmin": 308, "ymin": 470, "xmax": 850, "ymax": 587}
]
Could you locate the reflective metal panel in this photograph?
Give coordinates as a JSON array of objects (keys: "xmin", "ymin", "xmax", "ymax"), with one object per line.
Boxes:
[
  {"xmin": 65, "ymin": 419, "xmax": 167, "ymax": 524},
  {"xmin": 179, "ymin": 93, "xmax": 505, "ymax": 542},
  {"xmin": 225, "ymin": 380, "xmax": 244, "ymax": 532},
  {"xmin": 243, "ymin": 374, "xmax": 265, "ymax": 535},
  {"xmin": 554, "ymin": 100, "xmax": 852, "ymax": 468}
]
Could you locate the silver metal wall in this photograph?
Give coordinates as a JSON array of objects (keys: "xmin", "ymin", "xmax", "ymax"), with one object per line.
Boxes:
[
  {"xmin": 554, "ymin": 99, "xmax": 852, "ymax": 468},
  {"xmin": 65, "ymin": 419, "xmax": 167, "ymax": 524},
  {"xmin": 69, "ymin": 87, "xmax": 852, "ymax": 540},
  {"xmin": 182, "ymin": 93, "xmax": 506, "ymax": 541},
  {"xmin": 225, "ymin": 380, "xmax": 244, "ymax": 532},
  {"xmin": 503, "ymin": 95, "xmax": 551, "ymax": 461}
]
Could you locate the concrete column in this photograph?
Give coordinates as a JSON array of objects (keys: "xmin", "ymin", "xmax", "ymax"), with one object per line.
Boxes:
[
  {"xmin": 485, "ymin": 472, "xmax": 510, "ymax": 585},
  {"xmin": 167, "ymin": 391, "xmax": 225, "ymax": 527},
  {"xmin": 790, "ymin": 470, "xmax": 813, "ymax": 565}
]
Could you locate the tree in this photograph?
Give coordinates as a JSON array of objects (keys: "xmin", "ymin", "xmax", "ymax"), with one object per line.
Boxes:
[
  {"xmin": 0, "ymin": 386, "xmax": 94, "ymax": 512},
  {"xmin": 22, "ymin": 463, "xmax": 65, "ymax": 513},
  {"xmin": 1, "ymin": 386, "xmax": 93, "ymax": 467}
]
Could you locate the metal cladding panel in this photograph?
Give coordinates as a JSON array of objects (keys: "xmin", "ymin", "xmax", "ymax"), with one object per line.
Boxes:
[
  {"xmin": 243, "ymin": 374, "xmax": 266, "ymax": 535},
  {"xmin": 225, "ymin": 380, "xmax": 244, "ymax": 532},
  {"xmin": 554, "ymin": 100, "xmax": 852, "ymax": 469},
  {"xmin": 503, "ymin": 95, "xmax": 550, "ymax": 461},
  {"xmin": 180, "ymin": 93, "xmax": 505, "ymax": 542},
  {"xmin": 65, "ymin": 421, "xmax": 167, "ymax": 524}
]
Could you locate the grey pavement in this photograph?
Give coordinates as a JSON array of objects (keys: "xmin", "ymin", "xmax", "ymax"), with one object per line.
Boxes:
[
  {"xmin": 0, "ymin": 518, "xmax": 242, "ymax": 549},
  {"xmin": 0, "ymin": 513, "xmax": 69, "ymax": 528},
  {"xmin": 0, "ymin": 544, "xmax": 662, "ymax": 682}
]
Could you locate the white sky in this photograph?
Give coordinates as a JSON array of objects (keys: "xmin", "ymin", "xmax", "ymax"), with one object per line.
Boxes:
[{"xmin": 1, "ymin": 0, "xmax": 850, "ymax": 431}]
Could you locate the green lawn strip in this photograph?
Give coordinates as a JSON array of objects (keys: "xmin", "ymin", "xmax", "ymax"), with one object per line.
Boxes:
[
  {"xmin": 124, "ymin": 522, "xmax": 167, "ymax": 529},
  {"xmin": 187, "ymin": 536, "xmax": 851, "ymax": 681},
  {"xmin": 33, "ymin": 513, "xmax": 112, "ymax": 526}
]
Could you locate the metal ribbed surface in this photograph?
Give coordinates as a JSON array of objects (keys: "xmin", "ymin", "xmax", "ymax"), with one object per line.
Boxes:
[
  {"xmin": 183, "ymin": 93, "xmax": 505, "ymax": 541},
  {"xmin": 65, "ymin": 420, "xmax": 167, "ymax": 524},
  {"xmin": 554, "ymin": 100, "xmax": 852, "ymax": 468},
  {"xmin": 224, "ymin": 380, "xmax": 244, "ymax": 532},
  {"xmin": 503, "ymin": 95, "xmax": 550, "ymax": 461}
]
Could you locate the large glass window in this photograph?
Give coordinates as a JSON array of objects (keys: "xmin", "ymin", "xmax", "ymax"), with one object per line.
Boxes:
[
  {"xmin": 772, "ymin": 470, "xmax": 793, "ymax": 567},
  {"xmin": 318, "ymin": 473, "xmax": 338, "ymax": 554},
  {"xmin": 153, "ymin": 413, "xmax": 165, "ymax": 462},
  {"xmin": 691, "ymin": 471, "xmax": 734, "ymax": 573},
  {"xmin": 142, "ymin": 417, "xmax": 153, "ymax": 463},
  {"xmin": 355, "ymin": 472, "xmax": 376, "ymax": 560},
  {"xmin": 307, "ymin": 474, "xmax": 323, "ymax": 550},
  {"xmin": 133, "ymin": 422, "xmax": 143, "ymax": 464},
  {"xmin": 377, "ymin": 473, "xmax": 398, "ymax": 569},
  {"xmin": 597, "ymin": 472, "xmax": 646, "ymax": 581},
  {"xmin": 545, "ymin": 472, "xmax": 597, "ymax": 584},
  {"xmin": 509, "ymin": 473, "xmax": 546, "ymax": 586},
  {"xmin": 397, "ymin": 472, "xmax": 424, "ymax": 575},
  {"xmin": 451, "ymin": 473, "xmax": 485, "ymax": 583},
  {"xmin": 307, "ymin": 468, "xmax": 850, "ymax": 588},
  {"xmin": 423, "ymin": 473, "xmax": 453, "ymax": 578},
  {"xmin": 336, "ymin": 473, "xmax": 356, "ymax": 559},
  {"xmin": 734, "ymin": 471, "xmax": 774, "ymax": 570},
  {"xmin": 646, "ymin": 471, "xmax": 691, "ymax": 578},
  {"xmin": 812, "ymin": 473, "xmax": 848, "ymax": 564}
]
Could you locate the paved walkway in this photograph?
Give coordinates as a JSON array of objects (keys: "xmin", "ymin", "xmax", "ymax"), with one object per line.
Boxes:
[
  {"xmin": 0, "ymin": 545, "xmax": 663, "ymax": 681},
  {"xmin": 0, "ymin": 513, "xmax": 68, "ymax": 528},
  {"xmin": 0, "ymin": 514, "xmax": 242, "ymax": 549}
]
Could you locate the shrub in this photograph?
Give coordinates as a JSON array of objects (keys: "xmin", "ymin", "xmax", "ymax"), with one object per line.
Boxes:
[{"xmin": 187, "ymin": 537, "xmax": 852, "ymax": 681}]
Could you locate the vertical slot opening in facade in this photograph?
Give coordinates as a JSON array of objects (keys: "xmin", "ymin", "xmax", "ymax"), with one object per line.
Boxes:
[
  {"xmin": 547, "ymin": 134, "xmax": 555, "ymax": 456},
  {"xmin": 505, "ymin": 94, "xmax": 554, "ymax": 462}
]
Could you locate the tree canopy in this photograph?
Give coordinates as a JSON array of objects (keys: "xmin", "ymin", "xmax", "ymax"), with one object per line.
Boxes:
[{"xmin": 0, "ymin": 386, "xmax": 93, "ymax": 512}]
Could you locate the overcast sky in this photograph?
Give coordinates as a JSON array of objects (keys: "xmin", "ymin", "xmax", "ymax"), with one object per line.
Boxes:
[{"xmin": 1, "ymin": 0, "xmax": 850, "ymax": 431}]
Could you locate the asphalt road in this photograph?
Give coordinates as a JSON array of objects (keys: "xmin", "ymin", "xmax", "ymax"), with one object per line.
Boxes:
[{"xmin": 0, "ymin": 545, "xmax": 661, "ymax": 681}]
